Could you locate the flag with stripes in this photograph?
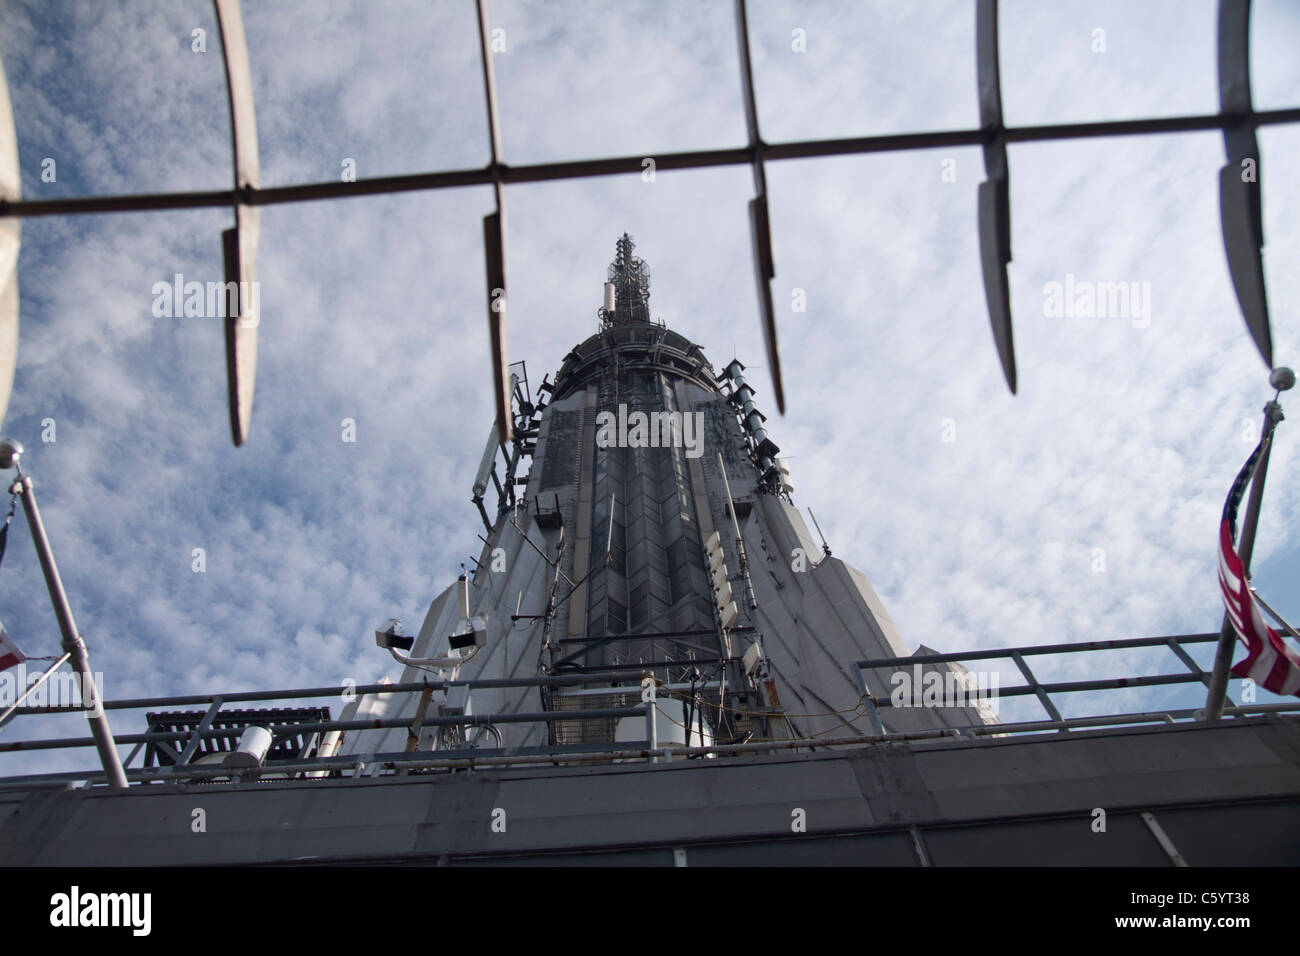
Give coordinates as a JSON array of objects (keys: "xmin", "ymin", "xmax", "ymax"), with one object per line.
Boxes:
[
  {"xmin": 1218, "ymin": 440, "xmax": 1300, "ymax": 697},
  {"xmin": 0, "ymin": 621, "xmax": 25, "ymax": 674}
]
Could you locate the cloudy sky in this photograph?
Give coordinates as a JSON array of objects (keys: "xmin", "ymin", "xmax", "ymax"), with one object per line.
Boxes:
[{"xmin": 0, "ymin": 0, "xmax": 1298, "ymax": 774}]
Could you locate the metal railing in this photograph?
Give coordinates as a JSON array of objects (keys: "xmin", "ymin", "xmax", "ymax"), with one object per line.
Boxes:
[
  {"xmin": 0, "ymin": 669, "xmax": 674, "ymax": 789},
  {"xmin": 852, "ymin": 631, "xmax": 1300, "ymax": 736},
  {"xmin": 3, "ymin": 631, "xmax": 1299, "ymax": 790}
]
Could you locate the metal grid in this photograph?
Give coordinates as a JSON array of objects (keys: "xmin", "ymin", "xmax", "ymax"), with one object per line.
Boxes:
[
  {"xmin": 0, "ymin": 0, "xmax": 1294, "ymax": 445},
  {"xmin": 140, "ymin": 705, "xmax": 331, "ymax": 768}
]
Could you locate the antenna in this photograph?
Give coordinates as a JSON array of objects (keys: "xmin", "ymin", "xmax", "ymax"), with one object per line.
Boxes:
[
  {"xmin": 601, "ymin": 233, "xmax": 652, "ymax": 326},
  {"xmin": 807, "ymin": 507, "xmax": 831, "ymax": 557},
  {"xmin": 716, "ymin": 453, "xmax": 758, "ymax": 612},
  {"xmin": 605, "ymin": 492, "xmax": 616, "ymax": 564}
]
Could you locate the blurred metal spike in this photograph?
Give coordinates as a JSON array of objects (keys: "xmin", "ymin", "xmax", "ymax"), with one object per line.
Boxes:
[
  {"xmin": 975, "ymin": 0, "xmax": 1004, "ymax": 144},
  {"xmin": 1217, "ymin": 0, "xmax": 1253, "ymax": 131},
  {"xmin": 215, "ymin": 0, "xmax": 259, "ymax": 192},
  {"xmin": 734, "ymin": 0, "xmax": 783, "ymax": 413},
  {"xmin": 484, "ymin": 211, "xmax": 511, "ymax": 445},
  {"xmin": 1219, "ymin": 164, "xmax": 1271, "ymax": 365},
  {"xmin": 1217, "ymin": 0, "xmax": 1272, "ymax": 367},
  {"xmin": 215, "ymin": 0, "xmax": 261, "ymax": 446},
  {"xmin": 475, "ymin": 0, "xmax": 504, "ymax": 171},
  {"xmin": 978, "ymin": 180, "xmax": 1016, "ymax": 393},
  {"xmin": 477, "ymin": 0, "xmax": 511, "ymax": 445},
  {"xmin": 733, "ymin": 0, "xmax": 767, "ymax": 197},
  {"xmin": 0, "ymin": 54, "xmax": 19, "ymax": 430},
  {"xmin": 748, "ymin": 194, "xmax": 784, "ymax": 415},
  {"xmin": 221, "ymin": 214, "xmax": 259, "ymax": 446},
  {"xmin": 975, "ymin": 0, "xmax": 1016, "ymax": 394}
]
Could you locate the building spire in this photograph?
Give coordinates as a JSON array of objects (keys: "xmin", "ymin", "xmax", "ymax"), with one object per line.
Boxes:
[{"xmin": 601, "ymin": 232, "xmax": 652, "ymax": 326}]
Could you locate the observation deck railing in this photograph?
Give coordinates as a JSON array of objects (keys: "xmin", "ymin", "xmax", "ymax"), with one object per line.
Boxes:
[{"xmin": 0, "ymin": 631, "xmax": 1297, "ymax": 790}]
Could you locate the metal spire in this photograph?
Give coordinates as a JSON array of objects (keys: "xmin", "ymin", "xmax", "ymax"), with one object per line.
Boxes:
[{"xmin": 601, "ymin": 232, "xmax": 652, "ymax": 326}]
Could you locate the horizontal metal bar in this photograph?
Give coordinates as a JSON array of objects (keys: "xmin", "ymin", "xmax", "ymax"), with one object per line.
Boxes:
[
  {"xmin": 6, "ymin": 704, "xmax": 1299, "ymax": 790},
  {"xmin": 4, "ymin": 670, "xmax": 681, "ymax": 717},
  {"xmin": 0, "ymin": 632, "xmax": 1225, "ymax": 726},
  {"xmin": 855, "ymin": 632, "xmax": 1220, "ymax": 670},
  {"xmin": 6, "ymin": 632, "xmax": 1219, "ymax": 719},
  {"xmin": 873, "ymin": 671, "xmax": 1203, "ymax": 709},
  {"xmin": 4, "ymin": 109, "xmax": 1298, "ymax": 220},
  {"xmin": 558, "ymin": 657, "xmax": 734, "ymax": 674},
  {"xmin": 0, "ymin": 706, "xmax": 647, "ymax": 754},
  {"xmin": 0, "ymin": 739, "xmax": 660, "ymax": 789},
  {"xmin": 558, "ymin": 627, "xmax": 745, "ymax": 645}
]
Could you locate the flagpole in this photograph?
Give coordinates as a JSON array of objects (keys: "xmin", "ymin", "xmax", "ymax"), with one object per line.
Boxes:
[
  {"xmin": 0, "ymin": 440, "xmax": 128, "ymax": 787},
  {"xmin": 1203, "ymin": 368, "xmax": 1292, "ymax": 719}
]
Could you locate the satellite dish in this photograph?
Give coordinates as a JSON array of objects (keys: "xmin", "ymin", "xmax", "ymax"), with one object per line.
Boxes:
[{"xmin": 0, "ymin": 55, "xmax": 21, "ymax": 430}]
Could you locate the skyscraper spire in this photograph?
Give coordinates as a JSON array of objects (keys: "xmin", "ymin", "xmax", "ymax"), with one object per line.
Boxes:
[{"xmin": 601, "ymin": 232, "xmax": 652, "ymax": 326}]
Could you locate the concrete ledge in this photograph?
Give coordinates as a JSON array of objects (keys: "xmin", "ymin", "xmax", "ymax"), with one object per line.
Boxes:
[{"xmin": 2, "ymin": 715, "xmax": 1296, "ymax": 865}]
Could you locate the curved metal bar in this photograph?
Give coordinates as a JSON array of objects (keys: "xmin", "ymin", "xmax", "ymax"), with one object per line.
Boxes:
[
  {"xmin": 0, "ymin": 55, "xmax": 20, "ymax": 429},
  {"xmin": 477, "ymin": 0, "xmax": 512, "ymax": 445},
  {"xmin": 1217, "ymin": 0, "xmax": 1271, "ymax": 367},
  {"xmin": 735, "ymin": 0, "xmax": 785, "ymax": 414},
  {"xmin": 976, "ymin": 0, "xmax": 1016, "ymax": 393},
  {"xmin": 215, "ymin": 0, "xmax": 262, "ymax": 446}
]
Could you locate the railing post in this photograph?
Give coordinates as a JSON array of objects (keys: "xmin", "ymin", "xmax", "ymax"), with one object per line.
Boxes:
[
  {"xmin": 852, "ymin": 665, "xmax": 886, "ymax": 736},
  {"xmin": 644, "ymin": 677, "xmax": 658, "ymax": 764},
  {"xmin": 1010, "ymin": 650, "xmax": 1065, "ymax": 730}
]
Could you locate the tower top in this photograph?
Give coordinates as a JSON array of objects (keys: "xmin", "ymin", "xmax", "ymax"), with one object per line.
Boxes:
[{"xmin": 601, "ymin": 232, "xmax": 652, "ymax": 327}]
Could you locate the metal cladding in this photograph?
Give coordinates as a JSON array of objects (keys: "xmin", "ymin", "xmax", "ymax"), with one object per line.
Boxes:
[{"xmin": 341, "ymin": 236, "xmax": 994, "ymax": 758}]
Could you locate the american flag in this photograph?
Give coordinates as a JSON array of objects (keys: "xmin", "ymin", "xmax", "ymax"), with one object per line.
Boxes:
[
  {"xmin": 1218, "ymin": 440, "xmax": 1300, "ymax": 697},
  {"xmin": 0, "ymin": 622, "xmax": 24, "ymax": 674}
]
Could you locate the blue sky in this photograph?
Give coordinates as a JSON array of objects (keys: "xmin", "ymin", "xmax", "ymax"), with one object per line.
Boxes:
[{"xmin": 0, "ymin": 0, "xmax": 1298, "ymax": 773}]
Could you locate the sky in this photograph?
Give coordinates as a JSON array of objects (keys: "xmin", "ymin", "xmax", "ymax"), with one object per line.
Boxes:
[{"xmin": 0, "ymin": 0, "xmax": 1298, "ymax": 776}]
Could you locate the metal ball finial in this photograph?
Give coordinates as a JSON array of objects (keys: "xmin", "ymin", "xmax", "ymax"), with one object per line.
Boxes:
[
  {"xmin": 0, "ymin": 438, "xmax": 23, "ymax": 470},
  {"xmin": 1269, "ymin": 367, "xmax": 1295, "ymax": 392}
]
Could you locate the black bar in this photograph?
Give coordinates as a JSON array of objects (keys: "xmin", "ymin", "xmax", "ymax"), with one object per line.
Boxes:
[
  {"xmin": 4, "ymin": 109, "xmax": 1298, "ymax": 219},
  {"xmin": 856, "ymin": 632, "xmax": 1220, "ymax": 669}
]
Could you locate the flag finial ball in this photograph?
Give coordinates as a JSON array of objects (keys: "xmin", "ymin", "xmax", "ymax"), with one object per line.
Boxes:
[
  {"xmin": 0, "ymin": 439, "xmax": 22, "ymax": 470},
  {"xmin": 1269, "ymin": 368, "xmax": 1295, "ymax": 392}
]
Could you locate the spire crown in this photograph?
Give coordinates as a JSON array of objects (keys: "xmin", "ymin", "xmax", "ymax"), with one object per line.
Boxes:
[{"xmin": 601, "ymin": 232, "xmax": 652, "ymax": 326}]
